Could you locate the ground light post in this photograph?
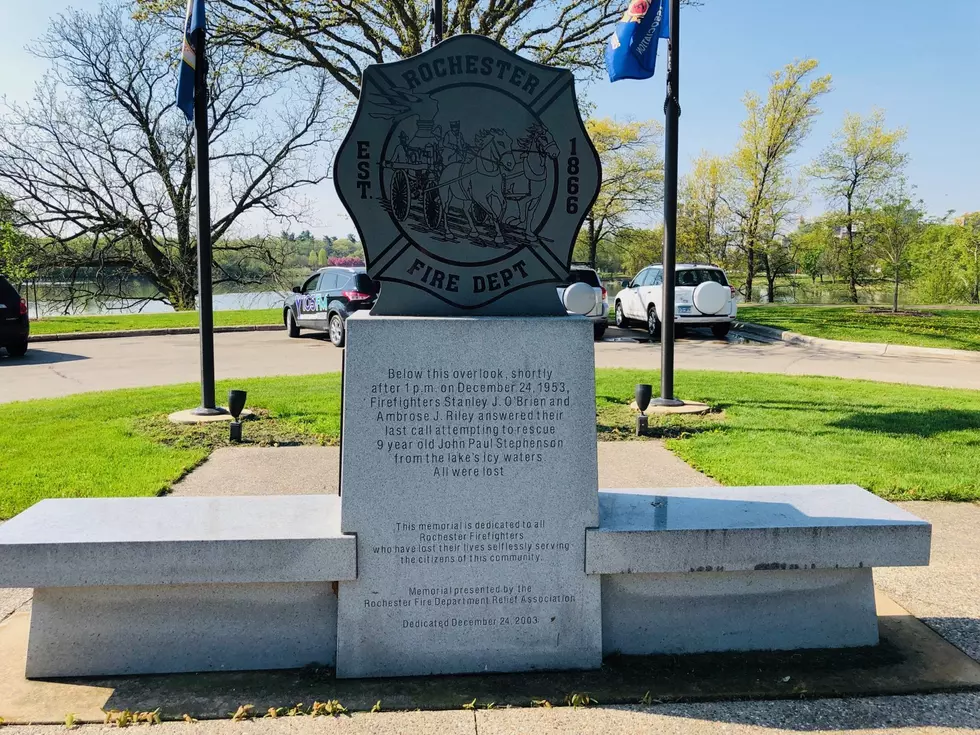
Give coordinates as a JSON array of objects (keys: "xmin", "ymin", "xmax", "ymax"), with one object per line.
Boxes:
[{"xmin": 651, "ymin": 0, "xmax": 684, "ymax": 409}]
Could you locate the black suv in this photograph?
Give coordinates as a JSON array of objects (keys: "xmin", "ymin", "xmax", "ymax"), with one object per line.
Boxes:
[
  {"xmin": 0, "ymin": 275, "xmax": 29, "ymax": 357},
  {"xmin": 283, "ymin": 267, "xmax": 377, "ymax": 347}
]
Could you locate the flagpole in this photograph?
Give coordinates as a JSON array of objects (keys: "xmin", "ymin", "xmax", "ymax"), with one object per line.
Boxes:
[
  {"xmin": 653, "ymin": 0, "xmax": 683, "ymax": 407},
  {"xmin": 432, "ymin": 0, "xmax": 444, "ymax": 45},
  {"xmin": 191, "ymin": 22, "xmax": 221, "ymax": 415}
]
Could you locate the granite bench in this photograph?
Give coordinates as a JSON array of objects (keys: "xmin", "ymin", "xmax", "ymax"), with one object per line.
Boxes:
[
  {"xmin": 0, "ymin": 495, "xmax": 356, "ymax": 677},
  {"xmin": 587, "ymin": 484, "xmax": 932, "ymax": 655}
]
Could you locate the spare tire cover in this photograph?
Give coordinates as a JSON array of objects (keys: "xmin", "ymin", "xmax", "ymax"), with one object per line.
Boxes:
[{"xmin": 693, "ymin": 281, "xmax": 729, "ymax": 315}]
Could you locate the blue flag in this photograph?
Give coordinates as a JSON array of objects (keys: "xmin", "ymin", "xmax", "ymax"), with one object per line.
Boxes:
[
  {"xmin": 605, "ymin": 0, "xmax": 669, "ymax": 82},
  {"xmin": 176, "ymin": 0, "xmax": 206, "ymax": 121}
]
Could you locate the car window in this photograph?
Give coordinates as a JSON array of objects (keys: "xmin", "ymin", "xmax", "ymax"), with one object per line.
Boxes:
[
  {"xmin": 631, "ymin": 269, "xmax": 649, "ymax": 288},
  {"xmin": 301, "ymin": 274, "xmax": 320, "ymax": 293},
  {"xmin": 318, "ymin": 272, "xmax": 338, "ymax": 291},
  {"xmin": 354, "ymin": 273, "xmax": 378, "ymax": 294},
  {"xmin": 334, "ymin": 273, "xmax": 353, "ymax": 291},
  {"xmin": 675, "ymin": 268, "xmax": 728, "ymax": 287},
  {"xmin": 563, "ymin": 269, "xmax": 601, "ymax": 288},
  {"xmin": 0, "ymin": 275, "xmax": 20, "ymax": 306}
]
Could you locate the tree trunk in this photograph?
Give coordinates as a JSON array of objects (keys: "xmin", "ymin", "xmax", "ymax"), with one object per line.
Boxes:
[
  {"xmin": 168, "ymin": 280, "xmax": 198, "ymax": 311},
  {"xmin": 767, "ymin": 276, "xmax": 776, "ymax": 304},
  {"xmin": 587, "ymin": 216, "xmax": 597, "ymax": 269},
  {"xmin": 893, "ymin": 268, "xmax": 900, "ymax": 313},
  {"xmin": 846, "ymin": 199, "xmax": 859, "ymax": 304},
  {"xmin": 972, "ymin": 244, "xmax": 980, "ymax": 304},
  {"xmin": 745, "ymin": 243, "xmax": 755, "ymax": 302}
]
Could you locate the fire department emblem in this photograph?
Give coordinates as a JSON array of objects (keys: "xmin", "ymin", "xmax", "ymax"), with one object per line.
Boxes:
[{"xmin": 334, "ymin": 35, "xmax": 601, "ymax": 316}]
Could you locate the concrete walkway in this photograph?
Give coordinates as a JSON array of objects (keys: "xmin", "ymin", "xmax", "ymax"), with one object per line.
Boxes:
[
  {"xmin": 6, "ymin": 327, "xmax": 980, "ymax": 404},
  {"xmin": 2, "ymin": 445, "xmax": 978, "ymax": 734}
]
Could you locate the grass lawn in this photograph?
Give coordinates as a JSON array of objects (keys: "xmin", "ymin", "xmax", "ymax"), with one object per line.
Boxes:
[
  {"xmin": 738, "ymin": 305, "xmax": 980, "ymax": 352},
  {"xmin": 2, "ymin": 369, "xmax": 979, "ymax": 518},
  {"xmin": 28, "ymin": 308, "xmax": 282, "ymax": 335}
]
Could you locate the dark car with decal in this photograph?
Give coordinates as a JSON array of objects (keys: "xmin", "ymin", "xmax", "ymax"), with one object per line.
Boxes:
[
  {"xmin": 283, "ymin": 267, "xmax": 378, "ymax": 347},
  {"xmin": 0, "ymin": 275, "xmax": 30, "ymax": 357}
]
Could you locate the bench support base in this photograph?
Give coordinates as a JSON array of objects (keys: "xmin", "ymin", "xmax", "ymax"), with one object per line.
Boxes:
[
  {"xmin": 602, "ymin": 567, "xmax": 878, "ymax": 655},
  {"xmin": 27, "ymin": 582, "xmax": 337, "ymax": 678}
]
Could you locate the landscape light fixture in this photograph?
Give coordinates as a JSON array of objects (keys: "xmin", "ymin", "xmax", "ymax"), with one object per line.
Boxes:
[
  {"xmin": 228, "ymin": 389, "xmax": 247, "ymax": 443},
  {"xmin": 634, "ymin": 384, "xmax": 652, "ymax": 436}
]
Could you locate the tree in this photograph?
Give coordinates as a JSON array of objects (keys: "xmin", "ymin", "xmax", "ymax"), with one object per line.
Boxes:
[
  {"xmin": 307, "ymin": 249, "xmax": 318, "ymax": 268},
  {"xmin": 678, "ymin": 152, "xmax": 733, "ymax": 266},
  {"xmin": 0, "ymin": 196, "xmax": 35, "ymax": 285},
  {"xmin": 581, "ymin": 118, "xmax": 663, "ymax": 268},
  {"xmin": 959, "ymin": 212, "xmax": 980, "ymax": 304},
  {"xmin": 867, "ymin": 188, "xmax": 924, "ymax": 312},
  {"xmin": 135, "ymin": 0, "xmax": 702, "ymax": 97},
  {"xmin": 0, "ymin": 3, "xmax": 332, "ymax": 310},
  {"xmin": 317, "ymin": 248, "xmax": 328, "ymax": 267},
  {"xmin": 791, "ymin": 217, "xmax": 834, "ymax": 284},
  {"xmin": 726, "ymin": 59, "xmax": 831, "ymax": 301},
  {"xmin": 810, "ymin": 109, "xmax": 907, "ymax": 303}
]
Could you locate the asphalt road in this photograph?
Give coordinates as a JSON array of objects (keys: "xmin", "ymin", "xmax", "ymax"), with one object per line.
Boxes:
[{"xmin": 2, "ymin": 325, "xmax": 980, "ymax": 404}]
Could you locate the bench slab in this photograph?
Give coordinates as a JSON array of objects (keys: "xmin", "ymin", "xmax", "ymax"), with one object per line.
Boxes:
[
  {"xmin": 587, "ymin": 485, "xmax": 931, "ymax": 575},
  {"xmin": 0, "ymin": 495, "xmax": 356, "ymax": 587}
]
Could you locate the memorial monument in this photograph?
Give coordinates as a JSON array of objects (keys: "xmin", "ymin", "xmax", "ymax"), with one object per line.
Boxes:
[
  {"xmin": 333, "ymin": 34, "xmax": 604, "ymax": 678},
  {"xmin": 0, "ymin": 34, "xmax": 933, "ymax": 686}
]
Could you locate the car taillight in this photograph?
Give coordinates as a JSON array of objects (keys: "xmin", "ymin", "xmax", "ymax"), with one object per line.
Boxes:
[
  {"xmin": 729, "ymin": 286, "xmax": 736, "ymax": 298},
  {"xmin": 343, "ymin": 290, "xmax": 372, "ymax": 302},
  {"xmin": 601, "ymin": 286, "xmax": 607, "ymax": 300},
  {"xmin": 19, "ymin": 298, "xmax": 28, "ymax": 316}
]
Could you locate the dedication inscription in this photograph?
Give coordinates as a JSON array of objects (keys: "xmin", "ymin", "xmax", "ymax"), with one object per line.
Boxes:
[
  {"xmin": 336, "ymin": 316, "xmax": 601, "ymax": 678},
  {"xmin": 333, "ymin": 34, "xmax": 601, "ymax": 316}
]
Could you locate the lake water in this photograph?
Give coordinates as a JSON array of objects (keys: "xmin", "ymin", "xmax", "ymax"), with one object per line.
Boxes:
[{"xmin": 30, "ymin": 290, "xmax": 287, "ymax": 318}]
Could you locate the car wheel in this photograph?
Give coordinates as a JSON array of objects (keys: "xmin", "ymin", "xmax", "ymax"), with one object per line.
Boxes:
[
  {"xmin": 329, "ymin": 313, "xmax": 346, "ymax": 348},
  {"xmin": 711, "ymin": 323, "xmax": 732, "ymax": 339},
  {"xmin": 647, "ymin": 306, "xmax": 662, "ymax": 342},
  {"xmin": 614, "ymin": 301, "xmax": 629, "ymax": 327},
  {"xmin": 5, "ymin": 340, "xmax": 28, "ymax": 357},
  {"xmin": 593, "ymin": 323, "xmax": 607, "ymax": 341},
  {"xmin": 286, "ymin": 310, "xmax": 300, "ymax": 338}
]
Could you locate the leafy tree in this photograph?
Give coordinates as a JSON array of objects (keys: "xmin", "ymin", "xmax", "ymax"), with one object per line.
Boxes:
[
  {"xmin": 581, "ymin": 118, "xmax": 664, "ymax": 268},
  {"xmin": 791, "ymin": 217, "xmax": 834, "ymax": 283},
  {"xmin": 0, "ymin": 2, "xmax": 331, "ymax": 310},
  {"xmin": 0, "ymin": 197, "xmax": 35, "ymax": 286},
  {"xmin": 810, "ymin": 109, "xmax": 907, "ymax": 302},
  {"xmin": 726, "ymin": 59, "xmax": 831, "ymax": 300},
  {"xmin": 298, "ymin": 230, "xmax": 313, "ymax": 242},
  {"xmin": 678, "ymin": 152, "xmax": 733, "ymax": 266},
  {"xmin": 317, "ymin": 248, "xmax": 328, "ymax": 267},
  {"xmin": 959, "ymin": 212, "xmax": 980, "ymax": 304},
  {"xmin": 867, "ymin": 187, "xmax": 925, "ymax": 312},
  {"xmin": 307, "ymin": 249, "xmax": 318, "ymax": 268}
]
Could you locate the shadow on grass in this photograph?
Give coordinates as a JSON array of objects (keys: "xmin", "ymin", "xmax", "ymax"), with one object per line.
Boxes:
[{"xmin": 831, "ymin": 409, "xmax": 980, "ymax": 438}]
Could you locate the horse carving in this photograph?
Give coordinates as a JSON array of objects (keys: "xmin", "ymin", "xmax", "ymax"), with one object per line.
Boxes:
[
  {"xmin": 437, "ymin": 128, "xmax": 514, "ymax": 244},
  {"xmin": 506, "ymin": 123, "xmax": 560, "ymax": 238}
]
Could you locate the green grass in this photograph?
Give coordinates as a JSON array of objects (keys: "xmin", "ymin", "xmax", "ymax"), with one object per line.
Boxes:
[
  {"xmin": 29, "ymin": 308, "xmax": 282, "ymax": 335},
  {"xmin": 1, "ymin": 369, "xmax": 978, "ymax": 518},
  {"xmin": 738, "ymin": 305, "xmax": 980, "ymax": 351}
]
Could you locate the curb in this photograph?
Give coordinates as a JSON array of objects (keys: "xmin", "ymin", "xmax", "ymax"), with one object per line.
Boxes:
[
  {"xmin": 28, "ymin": 324, "xmax": 284, "ymax": 343},
  {"xmin": 734, "ymin": 322, "xmax": 980, "ymax": 363}
]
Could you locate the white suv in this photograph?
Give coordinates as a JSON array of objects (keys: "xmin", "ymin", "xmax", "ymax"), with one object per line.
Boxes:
[
  {"xmin": 557, "ymin": 264, "xmax": 609, "ymax": 340},
  {"xmin": 614, "ymin": 264, "xmax": 737, "ymax": 340}
]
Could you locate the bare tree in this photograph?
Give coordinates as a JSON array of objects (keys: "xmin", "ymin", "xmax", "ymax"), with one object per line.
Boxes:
[{"xmin": 0, "ymin": 2, "xmax": 333, "ymax": 310}]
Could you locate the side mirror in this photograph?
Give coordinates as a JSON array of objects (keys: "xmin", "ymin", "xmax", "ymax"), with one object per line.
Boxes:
[
  {"xmin": 620, "ymin": 280, "xmax": 630, "ymax": 288},
  {"xmin": 292, "ymin": 286, "xmax": 301, "ymax": 293}
]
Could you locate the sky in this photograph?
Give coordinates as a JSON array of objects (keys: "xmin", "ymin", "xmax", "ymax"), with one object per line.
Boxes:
[{"xmin": 1, "ymin": 0, "xmax": 978, "ymax": 237}]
